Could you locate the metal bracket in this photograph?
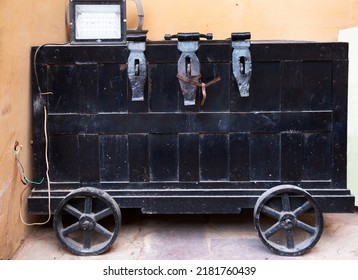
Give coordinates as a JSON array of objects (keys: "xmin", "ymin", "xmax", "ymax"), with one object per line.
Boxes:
[
  {"xmin": 232, "ymin": 32, "xmax": 252, "ymax": 97},
  {"xmin": 127, "ymin": 0, "xmax": 148, "ymax": 34},
  {"xmin": 165, "ymin": 33, "xmax": 213, "ymax": 106},
  {"xmin": 127, "ymin": 34, "xmax": 147, "ymax": 101}
]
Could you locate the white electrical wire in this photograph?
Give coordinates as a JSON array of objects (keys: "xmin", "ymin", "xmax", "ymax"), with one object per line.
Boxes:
[
  {"xmin": 18, "ymin": 43, "xmax": 68, "ymax": 226},
  {"xmin": 19, "ymin": 106, "xmax": 51, "ymax": 226}
]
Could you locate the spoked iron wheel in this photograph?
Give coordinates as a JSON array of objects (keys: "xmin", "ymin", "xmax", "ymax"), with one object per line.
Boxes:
[
  {"xmin": 253, "ymin": 185, "xmax": 324, "ymax": 256},
  {"xmin": 53, "ymin": 187, "xmax": 121, "ymax": 256}
]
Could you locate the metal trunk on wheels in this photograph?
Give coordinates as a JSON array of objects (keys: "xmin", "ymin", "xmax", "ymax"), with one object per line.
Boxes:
[{"xmin": 29, "ymin": 30, "xmax": 354, "ymax": 256}]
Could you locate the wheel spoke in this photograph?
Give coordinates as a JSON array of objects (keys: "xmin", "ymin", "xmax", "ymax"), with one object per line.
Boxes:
[
  {"xmin": 261, "ymin": 205, "xmax": 281, "ymax": 220},
  {"xmin": 296, "ymin": 220, "xmax": 317, "ymax": 235},
  {"xmin": 83, "ymin": 231, "xmax": 91, "ymax": 249},
  {"xmin": 254, "ymin": 186, "xmax": 324, "ymax": 256},
  {"xmin": 286, "ymin": 229, "xmax": 295, "ymax": 249},
  {"xmin": 54, "ymin": 188, "xmax": 121, "ymax": 256},
  {"xmin": 281, "ymin": 194, "xmax": 291, "ymax": 211},
  {"xmin": 293, "ymin": 201, "xmax": 313, "ymax": 218},
  {"xmin": 62, "ymin": 222, "xmax": 81, "ymax": 236},
  {"xmin": 63, "ymin": 204, "xmax": 82, "ymax": 219},
  {"xmin": 94, "ymin": 223, "xmax": 113, "ymax": 239},
  {"xmin": 95, "ymin": 208, "xmax": 113, "ymax": 222},
  {"xmin": 84, "ymin": 196, "xmax": 93, "ymax": 214},
  {"xmin": 264, "ymin": 222, "xmax": 282, "ymax": 239}
]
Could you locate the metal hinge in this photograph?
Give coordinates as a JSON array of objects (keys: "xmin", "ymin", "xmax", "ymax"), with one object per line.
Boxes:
[{"xmin": 232, "ymin": 32, "xmax": 252, "ymax": 97}]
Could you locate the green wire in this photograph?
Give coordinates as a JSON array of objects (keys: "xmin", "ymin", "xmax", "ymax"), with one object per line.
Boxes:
[
  {"xmin": 24, "ymin": 175, "xmax": 44, "ymax": 185},
  {"xmin": 15, "ymin": 153, "xmax": 44, "ymax": 185}
]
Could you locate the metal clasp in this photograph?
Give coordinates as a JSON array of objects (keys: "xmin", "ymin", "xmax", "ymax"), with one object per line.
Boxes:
[
  {"xmin": 127, "ymin": 34, "xmax": 147, "ymax": 101},
  {"xmin": 232, "ymin": 32, "xmax": 252, "ymax": 97},
  {"xmin": 165, "ymin": 33, "xmax": 213, "ymax": 106}
]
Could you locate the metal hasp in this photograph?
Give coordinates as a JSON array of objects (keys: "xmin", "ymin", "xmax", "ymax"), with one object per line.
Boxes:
[
  {"xmin": 165, "ymin": 32, "xmax": 213, "ymax": 106},
  {"xmin": 232, "ymin": 32, "xmax": 252, "ymax": 97},
  {"xmin": 127, "ymin": 33, "xmax": 147, "ymax": 101}
]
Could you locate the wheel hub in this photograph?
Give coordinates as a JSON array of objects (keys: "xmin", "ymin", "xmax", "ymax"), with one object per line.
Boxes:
[
  {"xmin": 280, "ymin": 213, "xmax": 297, "ymax": 230},
  {"xmin": 79, "ymin": 216, "xmax": 96, "ymax": 231}
]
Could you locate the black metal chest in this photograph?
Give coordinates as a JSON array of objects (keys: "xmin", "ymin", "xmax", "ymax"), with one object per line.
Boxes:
[{"xmin": 29, "ymin": 36, "xmax": 355, "ymax": 256}]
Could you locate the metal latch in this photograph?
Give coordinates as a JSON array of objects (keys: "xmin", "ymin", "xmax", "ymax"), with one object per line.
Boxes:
[
  {"xmin": 232, "ymin": 32, "xmax": 252, "ymax": 97},
  {"xmin": 165, "ymin": 32, "xmax": 214, "ymax": 106},
  {"xmin": 127, "ymin": 33, "xmax": 147, "ymax": 101}
]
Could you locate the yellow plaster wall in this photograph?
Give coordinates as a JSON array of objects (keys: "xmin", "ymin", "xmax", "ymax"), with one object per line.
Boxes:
[
  {"xmin": 0, "ymin": 0, "xmax": 68, "ymax": 260},
  {"xmin": 133, "ymin": 0, "xmax": 358, "ymax": 41},
  {"xmin": 0, "ymin": 0, "xmax": 357, "ymax": 259}
]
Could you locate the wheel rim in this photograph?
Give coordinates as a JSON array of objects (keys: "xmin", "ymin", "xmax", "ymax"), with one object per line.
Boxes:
[
  {"xmin": 53, "ymin": 187, "xmax": 121, "ymax": 256},
  {"xmin": 254, "ymin": 185, "xmax": 324, "ymax": 256}
]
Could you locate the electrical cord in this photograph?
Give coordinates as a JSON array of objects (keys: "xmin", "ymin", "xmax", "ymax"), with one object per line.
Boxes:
[
  {"xmin": 33, "ymin": 43, "xmax": 69, "ymax": 95},
  {"xmin": 19, "ymin": 106, "xmax": 51, "ymax": 226},
  {"xmin": 15, "ymin": 145, "xmax": 44, "ymax": 186},
  {"xmin": 19, "ymin": 43, "xmax": 68, "ymax": 226}
]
